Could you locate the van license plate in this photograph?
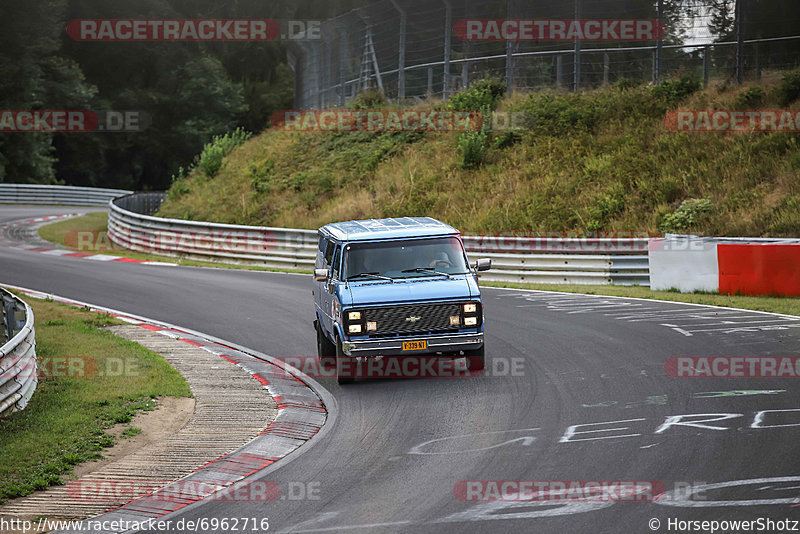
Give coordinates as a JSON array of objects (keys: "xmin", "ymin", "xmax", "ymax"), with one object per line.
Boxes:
[{"xmin": 402, "ymin": 340, "xmax": 427, "ymax": 351}]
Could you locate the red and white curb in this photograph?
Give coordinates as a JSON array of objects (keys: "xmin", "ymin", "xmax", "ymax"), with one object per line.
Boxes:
[
  {"xmin": 0, "ymin": 214, "xmax": 177, "ymax": 266},
  {"xmin": 1, "ymin": 284, "xmax": 334, "ymax": 533}
]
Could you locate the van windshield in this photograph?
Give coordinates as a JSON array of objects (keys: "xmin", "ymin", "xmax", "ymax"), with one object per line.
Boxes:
[{"xmin": 343, "ymin": 237, "xmax": 469, "ymax": 281}]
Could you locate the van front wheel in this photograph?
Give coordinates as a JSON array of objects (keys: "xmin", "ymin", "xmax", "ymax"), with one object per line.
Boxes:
[
  {"xmin": 336, "ymin": 336, "xmax": 355, "ymax": 385},
  {"xmin": 464, "ymin": 345, "xmax": 485, "ymax": 371}
]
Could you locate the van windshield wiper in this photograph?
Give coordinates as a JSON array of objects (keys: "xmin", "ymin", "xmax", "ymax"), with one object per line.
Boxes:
[
  {"xmin": 401, "ymin": 267, "xmax": 451, "ymax": 279},
  {"xmin": 346, "ymin": 272, "xmax": 394, "ymax": 282}
]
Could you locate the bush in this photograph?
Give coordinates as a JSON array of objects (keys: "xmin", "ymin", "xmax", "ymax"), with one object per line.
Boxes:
[
  {"xmin": 458, "ymin": 128, "xmax": 488, "ymax": 169},
  {"xmin": 651, "ymin": 76, "xmax": 702, "ymax": 104},
  {"xmin": 196, "ymin": 127, "xmax": 252, "ymax": 178},
  {"xmin": 777, "ymin": 70, "xmax": 800, "ymax": 106},
  {"xmin": 735, "ymin": 86, "xmax": 765, "ymax": 109},
  {"xmin": 660, "ymin": 198, "xmax": 712, "ymax": 233},
  {"xmin": 348, "ymin": 89, "xmax": 388, "ymax": 110},
  {"xmin": 586, "ymin": 183, "xmax": 626, "ymax": 231},
  {"xmin": 448, "ymin": 78, "xmax": 506, "ymax": 111},
  {"xmin": 168, "ymin": 167, "xmax": 190, "ymax": 200},
  {"xmin": 512, "ymin": 91, "xmax": 600, "ymax": 135}
]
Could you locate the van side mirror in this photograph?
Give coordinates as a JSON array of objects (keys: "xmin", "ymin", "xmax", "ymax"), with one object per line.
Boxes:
[
  {"xmin": 475, "ymin": 258, "xmax": 492, "ymax": 272},
  {"xmin": 314, "ymin": 268, "xmax": 330, "ymax": 281}
]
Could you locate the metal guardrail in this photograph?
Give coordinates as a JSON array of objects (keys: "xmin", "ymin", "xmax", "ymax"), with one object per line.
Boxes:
[
  {"xmin": 108, "ymin": 192, "xmax": 649, "ymax": 285},
  {"xmin": 0, "ymin": 184, "xmax": 132, "ymax": 206},
  {"xmin": 0, "ymin": 289, "xmax": 37, "ymax": 417}
]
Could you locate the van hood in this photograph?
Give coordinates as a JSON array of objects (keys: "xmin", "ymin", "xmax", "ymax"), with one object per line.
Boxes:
[{"xmin": 342, "ymin": 275, "xmax": 476, "ymax": 306}]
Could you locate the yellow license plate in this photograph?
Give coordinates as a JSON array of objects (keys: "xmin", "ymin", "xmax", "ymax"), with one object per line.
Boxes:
[{"xmin": 402, "ymin": 340, "xmax": 427, "ymax": 351}]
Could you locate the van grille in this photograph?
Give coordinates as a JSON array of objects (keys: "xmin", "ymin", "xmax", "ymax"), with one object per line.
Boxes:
[{"xmin": 363, "ymin": 303, "xmax": 462, "ymax": 335}]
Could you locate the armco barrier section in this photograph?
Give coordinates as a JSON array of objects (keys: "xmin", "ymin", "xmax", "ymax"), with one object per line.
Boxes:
[
  {"xmin": 0, "ymin": 184, "xmax": 132, "ymax": 206},
  {"xmin": 648, "ymin": 236, "xmax": 720, "ymax": 293},
  {"xmin": 718, "ymin": 244, "xmax": 800, "ymax": 297},
  {"xmin": 108, "ymin": 193, "xmax": 650, "ymax": 285},
  {"xmin": 649, "ymin": 235, "xmax": 800, "ymax": 296},
  {"xmin": 0, "ymin": 289, "xmax": 37, "ymax": 417}
]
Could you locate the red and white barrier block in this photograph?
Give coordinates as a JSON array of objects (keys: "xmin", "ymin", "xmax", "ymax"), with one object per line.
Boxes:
[{"xmin": 649, "ymin": 236, "xmax": 800, "ymax": 297}]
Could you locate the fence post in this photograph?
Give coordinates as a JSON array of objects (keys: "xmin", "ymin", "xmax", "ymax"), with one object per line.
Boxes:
[
  {"xmin": 603, "ymin": 53, "xmax": 610, "ymax": 86},
  {"xmin": 735, "ymin": 0, "xmax": 745, "ymax": 84},
  {"xmin": 427, "ymin": 68, "xmax": 434, "ymax": 96},
  {"xmin": 652, "ymin": 51, "xmax": 657, "ymax": 83},
  {"xmin": 556, "ymin": 54, "xmax": 563, "ymax": 89},
  {"xmin": 443, "ymin": 0, "xmax": 452, "ymax": 98},
  {"xmin": 506, "ymin": 42, "xmax": 514, "ymax": 94},
  {"xmin": 390, "ymin": 0, "xmax": 407, "ymax": 101},
  {"xmin": 573, "ymin": 0, "xmax": 581, "ymax": 91},
  {"xmin": 655, "ymin": 0, "xmax": 663, "ymax": 83},
  {"xmin": 462, "ymin": 62, "xmax": 469, "ymax": 89},
  {"xmin": 703, "ymin": 45, "xmax": 710, "ymax": 87},
  {"xmin": 505, "ymin": 0, "xmax": 515, "ymax": 94},
  {"xmin": 754, "ymin": 42, "xmax": 761, "ymax": 81},
  {"xmin": 338, "ymin": 25, "xmax": 347, "ymax": 107}
]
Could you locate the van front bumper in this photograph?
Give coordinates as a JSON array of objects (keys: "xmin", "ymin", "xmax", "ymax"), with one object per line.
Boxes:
[{"xmin": 340, "ymin": 332, "xmax": 483, "ymax": 357}]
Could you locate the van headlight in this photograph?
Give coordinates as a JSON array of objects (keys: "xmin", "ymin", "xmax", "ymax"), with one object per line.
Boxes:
[
  {"xmin": 348, "ymin": 311, "xmax": 361, "ymax": 321},
  {"xmin": 349, "ymin": 324, "xmax": 362, "ymax": 334},
  {"xmin": 461, "ymin": 302, "xmax": 481, "ymax": 328}
]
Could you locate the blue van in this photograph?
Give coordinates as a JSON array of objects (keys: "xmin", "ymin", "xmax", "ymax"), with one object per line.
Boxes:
[{"xmin": 312, "ymin": 217, "xmax": 491, "ymax": 384}]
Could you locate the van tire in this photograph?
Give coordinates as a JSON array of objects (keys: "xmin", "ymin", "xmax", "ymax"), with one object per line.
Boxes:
[
  {"xmin": 316, "ymin": 320, "xmax": 336, "ymax": 368},
  {"xmin": 464, "ymin": 345, "xmax": 485, "ymax": 371},
  {"xmin": 336, "ymin": 336, "xmax": 354, "ymax": 385}
]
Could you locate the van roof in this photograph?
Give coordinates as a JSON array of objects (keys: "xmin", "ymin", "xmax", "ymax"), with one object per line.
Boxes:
[{"xmin": 319, "ymin": 217, "xmax": 459, "ymax": 242}]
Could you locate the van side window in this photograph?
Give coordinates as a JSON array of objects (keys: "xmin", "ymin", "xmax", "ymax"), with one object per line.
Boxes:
[
  {"xmin": 317, "ymin": 237, "xmax": 327, "ymax": 269},
  {"xmin": 331, "ymin": 244, "xmax": 341, "ymax": 280},
  {"xmin": 324, "ymin": 239, "xmax": 335, "ymax": 268}
]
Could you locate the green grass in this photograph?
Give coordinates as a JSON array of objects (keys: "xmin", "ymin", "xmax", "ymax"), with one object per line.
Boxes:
[
  {"xmin": 0, "ymin": 296, "xmax": 192, "ymax": 503},
  {"xmin": 37, "ymin": 213, "xmax": 311, "ymax": 274},
  {"xmin": 157, "ymin": 71, "xmax": 800, "ymax": 237},
  {"xmin": 481, "ymin": 281, "xmax": 800, "ymax": 317}
]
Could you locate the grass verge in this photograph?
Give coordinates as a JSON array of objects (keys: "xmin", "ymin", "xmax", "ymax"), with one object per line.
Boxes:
[
  {"xmin": 37, "ymin": 212, "xmax": 311, "ymax": 274},
  {"xmin": 0, "ymin": 294, "xmax": 192, "ymax": 504}
]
